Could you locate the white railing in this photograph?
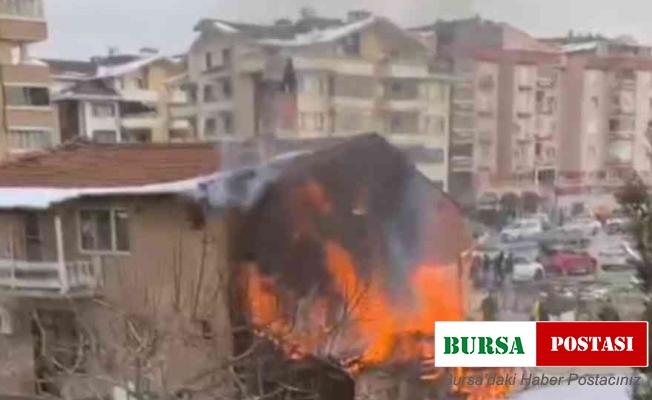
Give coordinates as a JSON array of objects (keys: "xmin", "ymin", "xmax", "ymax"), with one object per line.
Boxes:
[
  {"xmin": 0, "ymin": 259, "xmax": 100, "ymax": 295},
  {"xmin": 0, "ymin": 0, "xmax": 43, "ymax": 19}
]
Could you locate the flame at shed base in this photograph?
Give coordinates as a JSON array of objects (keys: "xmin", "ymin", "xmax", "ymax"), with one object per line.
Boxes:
[{"xmin": 245, "ymin": 240, "xmax": 465, "ymax": 369}]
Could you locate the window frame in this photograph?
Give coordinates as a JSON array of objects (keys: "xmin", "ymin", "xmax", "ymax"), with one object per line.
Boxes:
[
  {"xmin": 90, "ymin": 101, "xmax": 116, "ymax": 118},
  {"xmin": 8, "ymin": 127, "xmax": 52, "ymax": 151},
  {"xmin": 77, "ymin": 208, "xmax": 130, "ymax": 255},
  {"xmin": 4, "ymin": 84, "xmax": 51, "ymax": 108}
]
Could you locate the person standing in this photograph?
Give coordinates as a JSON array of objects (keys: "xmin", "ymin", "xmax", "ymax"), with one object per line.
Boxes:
[
  {"xmin": 532, "ymin": 293, "xmax": 550, "ymax": 321},
  {"xmin": 481, "ymin": 292, "xmax": 499, "ymax": 321}
]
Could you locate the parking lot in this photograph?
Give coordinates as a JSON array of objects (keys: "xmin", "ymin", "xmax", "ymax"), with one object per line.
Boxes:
[{"xmin": 474, "ymin": 228, "xmax": 645, "ymax": 323}]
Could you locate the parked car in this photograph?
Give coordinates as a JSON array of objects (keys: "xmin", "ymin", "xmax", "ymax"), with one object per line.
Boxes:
[
  {"xmin": 605, "ymin": 217, "xmax": 632, "ymax": 235},
  {"xmin": 598, "ymin": 245, "xmax": 631, "ymax": 270},
  {"xmin": 501, "ymin": 219, "xmax": 544, "ymax": 242},
  {"xmin": 540, "ymin": 249, "xmax": 598, "ymax": 275},
  {"xmin": 512, "ymin": 256, "xmax": 545, "ymax": 282},
  {"xmin": 559, "ymin": 217, "xmax": 601, "ymax": 237}
]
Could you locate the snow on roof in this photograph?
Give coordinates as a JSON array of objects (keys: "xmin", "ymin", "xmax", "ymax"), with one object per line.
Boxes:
[
  {"xmin": 212, "ymin": 20, "xmax": 239, "ymax": 33},
  {"xmin": 562, "ymin": 41, "xmax": 600, "ymax": 53},
  {"xmin": 258, "ymin": 16, "xmax": 377, "ymax": 47},
  {"xmin": 0, "ymin": 174, "xmax": 219, "ymax": 210},
  {"xmin": 95, "ymin": 55, "xmax": 165, "ymax": 79}
]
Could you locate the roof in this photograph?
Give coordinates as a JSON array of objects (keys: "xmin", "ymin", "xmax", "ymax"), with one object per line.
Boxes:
[
  {"xmin": 196, "ymin": 15, "xmax": 386, "ymax": 48},
  {"xmin": 95, "ymin": 55, "xmax": 167, "ymax": 79},
  {"xmin": 44, "ymin": 55, "xmax": 171, "ymax": 82},
  {"xmin": 57, "ymin": 80, "xmax": 120, "ymax": 99},
  {"xmin": 44, "ymin": 58, "xmax": 97, "ymax": 78},
  {"xmin": 258, "ymin": 16, "xmax": 377, "ymax": 47},
  {"xmin": 0, "ymin": 142, "xmax": 220, "ymax": 188}
]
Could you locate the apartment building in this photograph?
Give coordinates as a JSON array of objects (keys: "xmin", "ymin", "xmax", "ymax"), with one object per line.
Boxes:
[
  {"xmin": 414, "ymin": 18, "xmax": 562, "ymax": 206},
  {"xmin": 545, "ymin": 36, "xmax": 652, "ymax": 187},
  {"xmin": 44, "ymin": 52, "xmax": 186, "ymax": 144},
  {"xmin": 0, "ymin": 0, "xmax": 58, "ymax": 156},
  {"xmin": 173, "ymin": 11, "xmax": 453, "ymax": 188}
]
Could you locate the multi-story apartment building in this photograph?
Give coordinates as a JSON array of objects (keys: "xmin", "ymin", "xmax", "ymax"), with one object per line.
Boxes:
[
  {"xmin": 545, "ymin": 36, "xmax": 652, "ymax": 185},
  {"xmin": 0, "ymin": 0, "xmax": 58, "ymax": 156},
  {"xmin": 44, "ymin": 52, "xmax": 187, "ymax": 144},
  {"xmin": 172, "ymin": 11, "xmax": 453, "ymax": 188},
  {"xmin": 413, "ymin": 18, "xmax": 561, "ymax": 205},
  {"xmin": 414, "ymin": 18, "xmax": 562, "ymax": 206}
]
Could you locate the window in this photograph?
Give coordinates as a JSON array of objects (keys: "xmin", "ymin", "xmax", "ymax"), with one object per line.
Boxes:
[
  {"xmin": 316, "ymin": 113, "xmax": 325, "ymax": 131},
  {"xmin": 591, "ymin": 96, "xmax": 600, "ymax": 109},
  {"xmin": 91, "ymin": 102, "xmax": 115, "ymax": 118},
  {"xmin": 221, "ymin": 79, "xmax": 233, "ymax": 99},
  {"xmin": 0, "ymin": 0, "xmax": 44, "ymax": 18},
  {"xmin": 205, "ymin": 118, "xmax": 217, "ymax": 137},
  {"xmin": 535, "ymin": 142, "xmax": 542, "ymax": 157},
  {"xmin": 92, "ymin": 130, "xmax": 118, "ymax": 143},
  {"xmin": 79, "ymin": 209, "xmax": 130, "ymax": 253},
  {"xmin": 221, "ymin": 112, "xmax": 233, "ymax": 134},
  {"xmin": 205, "ymin": 52, "xmax": 213, "ymax": 70},
  {"xmin": 9, "ymin": 129, "xmax": 51, "ymax": 150},
  {"xmin": 342, "ymin": 33, "xmax": 361, "ymax": 55},
  {"xmin": 203, "ymin": 84, "xmax": 216, "ymax": 102},
  {"xmin": 5, "ymin": 86, "xmax": 50, "ymax": 107},
  {"xmin": 222, "ymin": 48, "xmax": 232, "ymax": 65},
  {"xmin": 122, "ymin": 129, "xmax": 152, "ymax": 143}
]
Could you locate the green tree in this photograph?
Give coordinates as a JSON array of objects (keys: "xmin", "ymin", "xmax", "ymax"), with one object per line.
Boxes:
[{"xmin": 615, "ymin": 176, "xmax": 652, "ymax": 398}]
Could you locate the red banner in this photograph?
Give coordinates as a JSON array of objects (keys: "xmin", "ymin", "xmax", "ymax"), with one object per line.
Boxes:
[{"xmin": 536, "ymin": 322, "xmax": 648, "ymax": 367}]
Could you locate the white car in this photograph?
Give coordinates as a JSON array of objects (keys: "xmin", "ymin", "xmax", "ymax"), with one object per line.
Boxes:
[
  {"xmin": 501, "ymin": 219, "xmax": 543, "ymax": 242},
  {"xmin": 512, "ymin": 257, "xmax": 545, "ymax": 282},
  {"xmin": 559, "ymin": 217, "xmax": 601, "ymax": 237},
  {"xmin": 598, "ymin": 242, "xmax": 641, "ymax": 270},
  {"xmin": 598, "ymin": 246, "xmax": 630, "ymax": 270}
]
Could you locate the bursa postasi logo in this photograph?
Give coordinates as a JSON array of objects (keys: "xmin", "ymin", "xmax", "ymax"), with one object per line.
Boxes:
[{"xmin": 434, "ymin": 321, "xmax": 649, "ymax": 368}]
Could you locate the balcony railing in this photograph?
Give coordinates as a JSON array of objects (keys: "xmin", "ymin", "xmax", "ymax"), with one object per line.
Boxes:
[
  {"xmin": 0, "ymin": 0, "xmax": 43, "ymax": 19},
  {"xmin": 0, "ymin": 259, "xmax": 101, "ymax": 296},
  {"xmin": 451, "ymin": 156, "xmax": 474, "ymax": 171}
]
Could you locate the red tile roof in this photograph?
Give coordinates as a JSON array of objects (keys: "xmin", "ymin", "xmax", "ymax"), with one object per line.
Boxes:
[{"xmin": 0, "ymin": 142, "xmax": 220, "ymax": 188}]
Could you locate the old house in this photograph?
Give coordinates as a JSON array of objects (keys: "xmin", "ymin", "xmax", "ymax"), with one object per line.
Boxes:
[
  {"xmin": 45, "ymin": 53, "xmax": 187, "ymax": 145},
  {"xmin": 0, "ymin": 141, "xmax": 232, "ymax": 398}
]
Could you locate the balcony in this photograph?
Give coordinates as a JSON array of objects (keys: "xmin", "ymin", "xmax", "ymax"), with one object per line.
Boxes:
[
  {"xmin": 121, "ymin": 113, "xmax": 159, "ymax": 130},
  {"xmin": 452, "ymin": 129, "xmax": 474, "ymax": 144},
  {"xmin": 451, "ymin": 156, "xmax": 474, "ymax": 171},
  {"xmin": 119, "ymin": 88, "xmax": 159, "ymax": 103},
  {"xmin": 0, "ymin": 259, "xmax": 101, "ymax": 297},
  {"xmin": 0, "ymin": 0, "xmax": 46, "ymax": 42},
  {"xmin": 5, "ymin": 107, "xmax": 56, "ymax": 128},
  {"xmin": 1, "ymin": 64, "xmax": 50, "ymax": 85}
]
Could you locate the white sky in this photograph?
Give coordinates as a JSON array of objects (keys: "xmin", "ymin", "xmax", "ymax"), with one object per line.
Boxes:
[{"xmin": 35, "ymin": 0, "xmax": 652, "ymax": 59}]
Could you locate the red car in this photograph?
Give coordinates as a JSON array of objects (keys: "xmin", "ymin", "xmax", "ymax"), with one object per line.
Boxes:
[{"xmin": 541, "ymin": 250, "xmax": 598, "ymax": 275}]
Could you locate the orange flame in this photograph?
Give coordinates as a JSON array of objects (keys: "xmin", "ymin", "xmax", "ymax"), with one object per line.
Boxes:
[{"xmin": 244, "ymin": 180, "xmax": 514, "ymax": 399}]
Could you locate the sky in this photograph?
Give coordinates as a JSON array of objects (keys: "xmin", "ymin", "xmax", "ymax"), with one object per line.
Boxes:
[{"xmin": 34, "ymin": 0, "xmax": 652, "ymax": 60}]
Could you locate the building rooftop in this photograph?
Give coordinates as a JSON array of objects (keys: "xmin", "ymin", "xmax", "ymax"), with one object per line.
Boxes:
[
  {"xmin": 195, "ymin": 13, "xmax": 389, "ymax": 47},
  {"xmin": 44, "ymin": 58, "xmax": 97, "ymax": 78},
  {"xmin": 0, "ymin": 141, "xmax": 220, "ymax": 188}
]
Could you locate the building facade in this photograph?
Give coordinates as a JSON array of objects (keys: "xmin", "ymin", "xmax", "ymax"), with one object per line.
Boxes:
[
  {"xmin": 45, "ymin": 53, "xmax": 187, "ymax": 144},
  {"xmin": 173, "ymin": 11, "xmax": 453, "ymax": 188},
  {"xmin": 0, "ymin": 0, "xmax": 58, "ymax": 156},
  {"xmin": 414, "ymin": 18, "xmax": 562, "ymax": 206}
]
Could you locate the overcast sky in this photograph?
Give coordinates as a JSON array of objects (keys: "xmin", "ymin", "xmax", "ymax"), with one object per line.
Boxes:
[{"xmin": 34, "ymin": 0, "xmax": 652, "ymax": 60}]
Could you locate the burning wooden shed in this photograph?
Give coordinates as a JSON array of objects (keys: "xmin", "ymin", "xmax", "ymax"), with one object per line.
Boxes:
[{"xmin": 201, "ymin": 134, "xmax": 477, "ymax": 399}]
